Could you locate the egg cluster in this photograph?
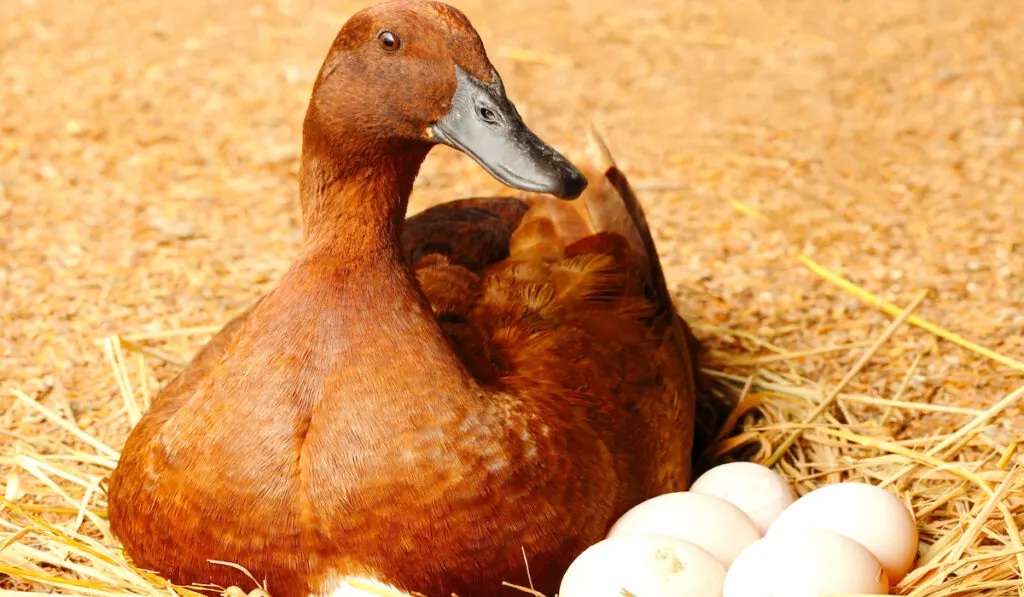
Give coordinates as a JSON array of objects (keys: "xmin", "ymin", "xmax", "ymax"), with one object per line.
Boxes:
[{"xmin": 559, "ymin": 462, "xmax": 920, "ymax": 597}]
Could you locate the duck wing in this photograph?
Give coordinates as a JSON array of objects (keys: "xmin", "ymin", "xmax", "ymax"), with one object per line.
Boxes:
[{"xmin": 412, "ymin": 129, "xmax": 700, "ymax": 494}]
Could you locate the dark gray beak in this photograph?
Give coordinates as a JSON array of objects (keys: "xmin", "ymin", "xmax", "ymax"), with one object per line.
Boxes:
[{"xmin": 430, "ymin": 66, "xmax": 588, "ymax": 200}]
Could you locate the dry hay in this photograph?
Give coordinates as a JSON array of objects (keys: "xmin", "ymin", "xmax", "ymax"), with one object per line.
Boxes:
[
  {"xmin": 4, "ymin": 0, "xmax": 1024, "ymax": 595},
  {"xmin": 2, "ymin": 270, "xmax": 1024, "ymax": 596}
]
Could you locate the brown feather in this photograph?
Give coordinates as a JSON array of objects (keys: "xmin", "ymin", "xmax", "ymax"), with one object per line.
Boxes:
[{"xmin": 106, "ymin": 4, "xmax": 699, "ymax": 597}]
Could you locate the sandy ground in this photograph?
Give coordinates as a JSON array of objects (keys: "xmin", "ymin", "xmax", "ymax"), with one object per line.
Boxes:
[{"xmin": 3, "ymin": 0, "xmax": 1024, "ymax": 528}]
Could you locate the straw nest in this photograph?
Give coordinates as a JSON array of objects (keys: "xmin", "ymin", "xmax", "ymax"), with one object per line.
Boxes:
[
  {"xmin": 3, "ymin": 0, "xmax": 1023, "ymax": 595},
  {"xmin": 3, "ymin": 281, "xmax": 1024, "ymax": 597}
]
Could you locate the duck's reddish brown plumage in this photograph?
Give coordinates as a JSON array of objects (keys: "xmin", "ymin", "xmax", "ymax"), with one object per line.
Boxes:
[{"xmin": 107, "ymin": 2, "xmax": 700, "ymax": 596}]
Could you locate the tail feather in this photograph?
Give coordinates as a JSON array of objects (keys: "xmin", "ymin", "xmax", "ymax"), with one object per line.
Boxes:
[
  {"xmin": 509, "ymin": 125, "xmax": 679, "ymax": 323},
  {"xmin": 515, "ymin": 126, "xmax": 723, "ymax": 475},
  {"xmin": 577, "ymin": 125, "xmax": 674, "ymax": 317}
]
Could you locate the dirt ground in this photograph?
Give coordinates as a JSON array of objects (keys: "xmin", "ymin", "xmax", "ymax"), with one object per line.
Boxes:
[
  {"xmin": 2, "ymin": 0, "xmax": 1023, "ymax": 591},
  {"xmin": 4, "ymin": 0, "xmax": 1023, "ymax": 434}
]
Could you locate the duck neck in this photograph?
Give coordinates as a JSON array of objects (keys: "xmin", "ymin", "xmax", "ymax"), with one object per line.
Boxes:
[
  {"xmin": 284, "ymin": 125, "xmax": 476, "ymax": 400},
  {"xmin": 298, "ymin": 132, "xmax": 431, "ymax": 260}
]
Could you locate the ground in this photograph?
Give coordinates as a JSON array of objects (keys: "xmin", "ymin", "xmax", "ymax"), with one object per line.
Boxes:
[{"xmin": 2, "ymin": 0, "xmax": 1023, "ymax": 594}]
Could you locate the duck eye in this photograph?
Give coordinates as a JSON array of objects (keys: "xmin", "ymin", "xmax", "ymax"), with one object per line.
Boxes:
[
  {"xmin": 377, "ymin": 30, "xmax": 401, "ymax": 52},
  {"xmin": 479, "ymin": 107, "xmax": 498, "ymax": 123}
]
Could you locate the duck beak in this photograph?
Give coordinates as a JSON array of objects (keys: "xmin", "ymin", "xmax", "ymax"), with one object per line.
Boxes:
[{"xmin": 430, "ymin": 66, "xmax": 588, "ymax": 200}]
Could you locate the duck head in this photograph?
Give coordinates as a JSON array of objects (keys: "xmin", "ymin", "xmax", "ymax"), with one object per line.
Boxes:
[{"xmin": 304, "ymin": 0, "xmax": 587, "ymax": 200}]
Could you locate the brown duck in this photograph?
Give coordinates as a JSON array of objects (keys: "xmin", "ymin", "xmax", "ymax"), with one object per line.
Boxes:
[{"xmin": 107, "ymin": 1, "xmax": 700, "ymax": 596}]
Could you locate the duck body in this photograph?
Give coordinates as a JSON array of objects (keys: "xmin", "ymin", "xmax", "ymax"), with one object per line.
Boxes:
[{"xmin": 107, "ymin": 2, "xmax": 699, "ymax": 596}]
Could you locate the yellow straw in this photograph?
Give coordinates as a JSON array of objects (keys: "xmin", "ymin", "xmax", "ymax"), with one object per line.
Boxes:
[{"xmin": 800, "ymin": 254, "xmax": 1024, "ymax": 372}]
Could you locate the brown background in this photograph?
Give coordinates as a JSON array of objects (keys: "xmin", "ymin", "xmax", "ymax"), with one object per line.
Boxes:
[{"xmin": 3, "ymin": 0, "xmax": 1023, "ymax": 448}]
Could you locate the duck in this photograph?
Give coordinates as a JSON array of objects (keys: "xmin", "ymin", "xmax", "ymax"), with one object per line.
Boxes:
[{"xmin": 106, "ymin": 1, "xmax": 701, "ymax": 596}]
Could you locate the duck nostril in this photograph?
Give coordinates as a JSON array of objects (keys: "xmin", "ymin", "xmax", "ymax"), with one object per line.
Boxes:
[{"xmin": 478, "ymin": 106, "xmax": 498, "ymax": 124}]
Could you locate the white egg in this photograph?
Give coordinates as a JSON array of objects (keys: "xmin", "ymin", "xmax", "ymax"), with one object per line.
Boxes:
[
  {"xmin": 606, "ymin": 492, "xmax": 761, "ymax": 567},
  {"xmin": 768, "ymin": 482, "xmax": 918, "ymax": 585},
  {"xmin": 720, "ymin": 528, "xmax": 888, "ymax": 593},
  {"xmin": 689, "ymin": 461, "xmax": 797, "ymax": 533},
  {"xmin": 723, "ymin": 530, "xmax": 889, "ymax": 597},
  {"xmin": 560, "ymin": 534, "xmax": 726, "ymax": 597}
]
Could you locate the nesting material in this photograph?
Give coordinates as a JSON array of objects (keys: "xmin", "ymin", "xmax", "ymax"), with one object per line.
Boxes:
[
  {"xmin": 3, "ymin": 307, "xmax": 1024, "ymax": 596},
  {"xmin": 3, "ymin": 0, "xmax": 1024, "ymax": 595}
]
